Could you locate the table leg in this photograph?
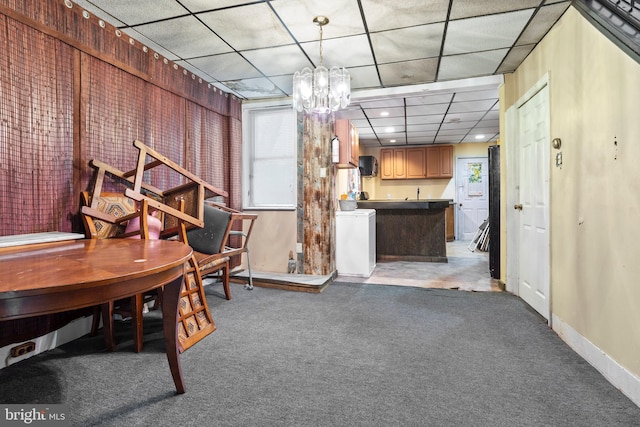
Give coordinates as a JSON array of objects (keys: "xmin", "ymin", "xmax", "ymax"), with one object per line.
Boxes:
[
  {"xmin": 132, "ymin": 293, "xmax": 144, "ymax": 353},
  {"xmin": 101, "ymin": 302, "xmax": 116, "ymax": 352},
  {"xmin": 162, "ymin": 274, "xmax": 186, "ymax": 394}
]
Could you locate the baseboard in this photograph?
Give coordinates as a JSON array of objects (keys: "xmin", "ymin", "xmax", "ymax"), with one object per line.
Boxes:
[
  {"xmin": 552, "ymin": 314, "xmax": 640, "ymax": 407},
  {"xmin": 0, "ymin": 316, "xmax": 93, "ymax": 369}
]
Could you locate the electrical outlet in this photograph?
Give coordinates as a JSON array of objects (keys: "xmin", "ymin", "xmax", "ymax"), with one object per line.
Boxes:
[{"xmin": 10, "ymin": 341, "xmax": 36, "ymax": 358}]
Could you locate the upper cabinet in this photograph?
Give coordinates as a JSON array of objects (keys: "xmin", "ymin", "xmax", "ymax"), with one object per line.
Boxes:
[
  {"xmin": 335, "ymin": 119, "xmax": 359, "ymax": 169},
  {"xmin": 380, "ymin": 148, "xmax": 406, "ymax": 179},
  {"xmin": 426, "ymin": 145, "xmax": 453, "ymax": 179},
  {"xmin": 381, "ymin": 145, "xmax": 453, "ymax": 180}
]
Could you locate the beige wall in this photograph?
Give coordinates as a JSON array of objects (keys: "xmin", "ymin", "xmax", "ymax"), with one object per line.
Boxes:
[
  {"xmin": 243, "ymin": 210, "xmax": 298, "ymax": 273},
  {"xmin": 359, "ymin": 143, "xmax": 493, "ymax": 201},
  {"xmin": 502, "ymin": 7, "xmax": 640, "ymax": 377}
]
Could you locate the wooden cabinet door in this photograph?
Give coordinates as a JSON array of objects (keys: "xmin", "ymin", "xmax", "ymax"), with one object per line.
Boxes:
[
  {"xmin": 335, "ymin": 119, "xmax": 358, "ymax": 169},
  {"xmin": 392, "ymin": 149, "xmax": 406, "ymax": 179},
  {"xmin": 426, "ymin": 145, "xmax": 453, "ymax": 178},
  {"xmin": 439, "ymin": 145, "xmax": 453, "ymax": 178},
  {"xmin": 380, "ymin": 149, "xmax": 395, "ymax": 179},
  {"xmin": 425, "ymin": 146, "xmax": 441, "ymax": 178},
  {"xmin": 349, "ymin": 125, "xmax": 359, "ymax": 166},
  {"xmin": 406, "ymin": 147, "xmax": 426, "ymax": 179}
]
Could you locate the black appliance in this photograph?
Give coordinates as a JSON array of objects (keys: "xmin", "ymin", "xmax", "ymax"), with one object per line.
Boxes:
[
  {"xmin": 359, "ymin": 156, "xmax": 378, "ymax": 177},
  {"xmin": 488, "ymin": 145, "xmax": 500, "ymax": 279}
]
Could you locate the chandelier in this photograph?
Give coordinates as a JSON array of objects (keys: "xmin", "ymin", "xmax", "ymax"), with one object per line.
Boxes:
[{"xmin": 292, "ymin": 16, "xmax": 351, "ymax": 114}]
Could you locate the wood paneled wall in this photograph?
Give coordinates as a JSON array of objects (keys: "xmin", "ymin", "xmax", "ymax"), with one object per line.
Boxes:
[{"xmin": 0, "ymin": 0, "xmax": 243, "ymax": 237}]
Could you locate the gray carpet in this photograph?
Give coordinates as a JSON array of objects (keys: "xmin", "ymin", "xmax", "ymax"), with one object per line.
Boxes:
[{"xmin": 1, "ymin": 282, "xmax": 639, "ymax": 426}]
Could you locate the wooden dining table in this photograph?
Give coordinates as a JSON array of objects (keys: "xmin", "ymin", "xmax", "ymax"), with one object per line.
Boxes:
[{"xmin": 0, "ymin": 238, "xmax": 193, "ymax": 394}]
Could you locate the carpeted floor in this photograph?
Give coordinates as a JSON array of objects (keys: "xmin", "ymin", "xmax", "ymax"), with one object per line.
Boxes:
[{"xmin": 1, "ymin": 281, "xmax": 639, "ymax": 426}]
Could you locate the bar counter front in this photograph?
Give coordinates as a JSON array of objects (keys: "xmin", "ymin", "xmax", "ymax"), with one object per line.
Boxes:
[{"xmin": 356, "ymin": 199, "xmax": 452, "ymax": 263}]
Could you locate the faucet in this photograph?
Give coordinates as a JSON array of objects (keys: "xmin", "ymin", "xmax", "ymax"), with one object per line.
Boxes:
[{"xmin": 417, "ymin": 187, "xmax": 420, "ymax": 200}]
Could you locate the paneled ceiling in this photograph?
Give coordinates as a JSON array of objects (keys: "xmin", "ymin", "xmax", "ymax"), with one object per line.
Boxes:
[{"xmin": 71, "ymin": 0, "xmax": 571, "ymax": 146}]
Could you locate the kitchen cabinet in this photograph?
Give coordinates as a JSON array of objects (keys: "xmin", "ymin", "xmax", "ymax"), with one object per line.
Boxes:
[
  {"xmin": 381, "ymin": 145, "xmax": 452, "ymax": 180},
  {"xmin": 335, "ymin": 119, "xmax": 359, "ymax": 168},
  {"xmin": 380, "ymin": 148, "xmax": 406, "ymax": 179},
  {"xmin": 445, "ymin": 203, "xmax": 455, "ymax": 242},
  {"xmin": 406, "ymin": 147, "xmax": 427, "ymax": 179},
  {"xmin": 426, "ymin": 145, "xmax": 453, "ymax": 178}
]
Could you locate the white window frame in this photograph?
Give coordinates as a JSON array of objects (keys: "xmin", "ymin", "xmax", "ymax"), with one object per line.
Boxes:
[{"xmin": 242, "ymin": 103, "xmax": 297, "ymax": 210}]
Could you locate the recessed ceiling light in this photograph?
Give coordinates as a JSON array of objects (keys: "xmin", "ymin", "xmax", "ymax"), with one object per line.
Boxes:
[
  {"xmin": 390, "ymin": 139, "xmax": 396, "ymax": 143},
  {"xmin": 475, "ymin": 134, "xmax": 485, "ymax": 139},
  {"xmin": 380, "ymin": 111, "xmax": 389, "ymax": 116},
  {"xmin": 385, "ymin": 127, "xmax": 395, "ymax": 133}
]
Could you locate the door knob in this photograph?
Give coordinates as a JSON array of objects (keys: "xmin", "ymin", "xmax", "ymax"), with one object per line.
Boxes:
[{"xmin": 514, "ymin": 204, "xmax": 523, "ymax": 210}]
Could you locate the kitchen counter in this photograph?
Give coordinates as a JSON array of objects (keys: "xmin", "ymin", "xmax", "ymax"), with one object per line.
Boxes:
[
  {"xmin": 356, "ymin": 199, "xmax": 453, "ymax": 263},
  {"xmin": 357, "ymin": 199, "xmax": 451, "ymax": 210}
]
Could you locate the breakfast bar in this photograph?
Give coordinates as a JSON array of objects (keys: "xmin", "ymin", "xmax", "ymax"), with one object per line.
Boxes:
[{"xmin": 356, "ymin": 199, "xmax": 452, "ymax": 263}]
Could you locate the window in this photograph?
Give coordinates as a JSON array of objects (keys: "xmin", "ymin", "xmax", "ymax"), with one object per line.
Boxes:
[{"xmin": 243, "ymin": 106, "xmax": 296, "ymax": 209}]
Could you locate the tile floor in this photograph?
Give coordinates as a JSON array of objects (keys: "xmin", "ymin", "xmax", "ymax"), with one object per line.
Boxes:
[
  {"xmin": 337, "ymin": 240, "xmax": 502, "ymax": 292},
  {"xmin": 230, "ymin": 240, "xmax": 502, "ymax": 293}
]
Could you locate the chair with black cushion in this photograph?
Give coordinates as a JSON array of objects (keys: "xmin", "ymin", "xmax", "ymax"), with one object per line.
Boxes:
[{"xmin": 187, "ymin": 202, "xmax": 257, "ymax": 299}]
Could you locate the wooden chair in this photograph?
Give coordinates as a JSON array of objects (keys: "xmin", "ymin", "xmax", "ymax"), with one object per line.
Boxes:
[
  {"xmin": 82, "ymin": 139, "xmax": 237, "ymax": 352},
  {"xmin": 80, "ymin": 191, "xmax": 160, "ymax": 352}
]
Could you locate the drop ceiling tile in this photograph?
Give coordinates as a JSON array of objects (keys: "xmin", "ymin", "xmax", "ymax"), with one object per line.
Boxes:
[
  {"xmin": 379, "ymin": 58, "xmax": 438, "ymax": 86},
  {"xmin": 406, "ymin": 123, "xmax": 440, "ymax": 132},
  {"xmin": 370, "ymin": 23, "xmax": 444, "ymax": 63},
  {"xmin": 349, "ymin": 66, "xmax": 381, "ymax": 90},
  {"xmin": 180, "ymin": 0, "xmax": 252, "ymax": 13},
  {"xmin": 242, "ymin": 45, "xmax": 313, "ymax": 77},
  {"xmin": 198, "ymin": 3, "xmax": 293, "ymax": 51},
  {"xmin": 80, "ymin": 0, "xmax": 188, "ymax": 26},
  {"xmin": 335, "ymin": 110, "xmax": 368, "ymax": 120},
  {"xmin": 406, "ymin": 114, "xmax": 444, "ymax": 125},
  {"xmin": 407, "ymin": 132, "xmax": 438, "ymax": 141},
  {"xmin": 127, "ymin": 29, "xmax": 180, "ymax": 60},
  {"xmin": 438, "ymin": 49, "xmax": 509, "ymax": 81},
  {"xmin": 448, "ymin": 99, "xmax": 497, "ymax": 113},
  {"xmin": 373, "ymin": 127, "xmax": 405, "ymax": 135},
  {"xmin": 406, "ymin": 103, "xmax": 448, "ymax": 116},
  {"xmin": 364, "ymin": 107, "xmax": 406, "ymax": 118},
  {"xmin": 484, "ymin": 110, "xmax": 500, "ymax": 120},
  {"xmin": 406, "ymin": 93, "xmax": 454, "ymax": 105},
  {"xmin": 72, "ymin": 0, "xmax": 125, "ymax": 26},
  {"xmin": 517, "ymin": 2, "xmax": 571, "ymax": 45},
  {"xmin": 471, "ymin": 127, "xmax": 500, "ymax": 135},
  {"xmin": 222, "ymin": 77, "xmax": 286, "ymax": 98},
  {"xmin": 408, "ymin": 136, "xmax": 435, "ymax": 144},
  {"xmin": 444, "ymin": 10, "xmax": 535, "ymax": 55},
  {"xmin": 187, "ymin": 52, "xmax": 262, "ymax": 81},
  {"xmin": 272, "ymin": 0, "xmax": 366, "ymax": 42},
  {"xmin": 369, "ymin": 117, "xmax": 406, "ymax": 127},
  {"xmin": 443, "ymin": 111, "xmax": 485, "ymax": 122},
  {"xmin": 132, "ymin": 16, "xmax": 232, "ymax": 59},
  {"xmin": 496, "ymin": 44, "xmax": 535, "ymax": 73},
  {"xmin": 361, "ymin": 0, "xmax": 449, "ymax": 32},
  {"xmin": 453, "ymin": 90, "xmax": 499, "ymax": 102},
  {"xmin": 449, "ymin": 0, "xmax": 540, "ymax": 20},
  {"xmin": 301, "ymin": 35, "xmax": 374, "ymax": 69},
  {"xmin": 268, "ymin": 75, "xmax": 295, "ymax": 95},
  {"xmin": 440, "ymin": 121, "xmax": 475, "ymax": 130},
  {"xmin": 360, "ymin": 98, "xmax": 405, "ymax": 109}
]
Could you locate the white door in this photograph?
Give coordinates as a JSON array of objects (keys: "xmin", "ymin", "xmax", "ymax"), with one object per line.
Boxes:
[
  {"xmin": 456, "ymin": 157, "xmax": 489, "ymax": 240},
  {"xmin": 516, "ymin": 83, "xmax": 550, "ymax": 320}
]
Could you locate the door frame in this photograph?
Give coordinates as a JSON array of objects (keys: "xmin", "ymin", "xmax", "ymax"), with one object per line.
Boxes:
[{"xmin": 505, "ymin": 73, "xmax": 551, "ymax": 320}]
